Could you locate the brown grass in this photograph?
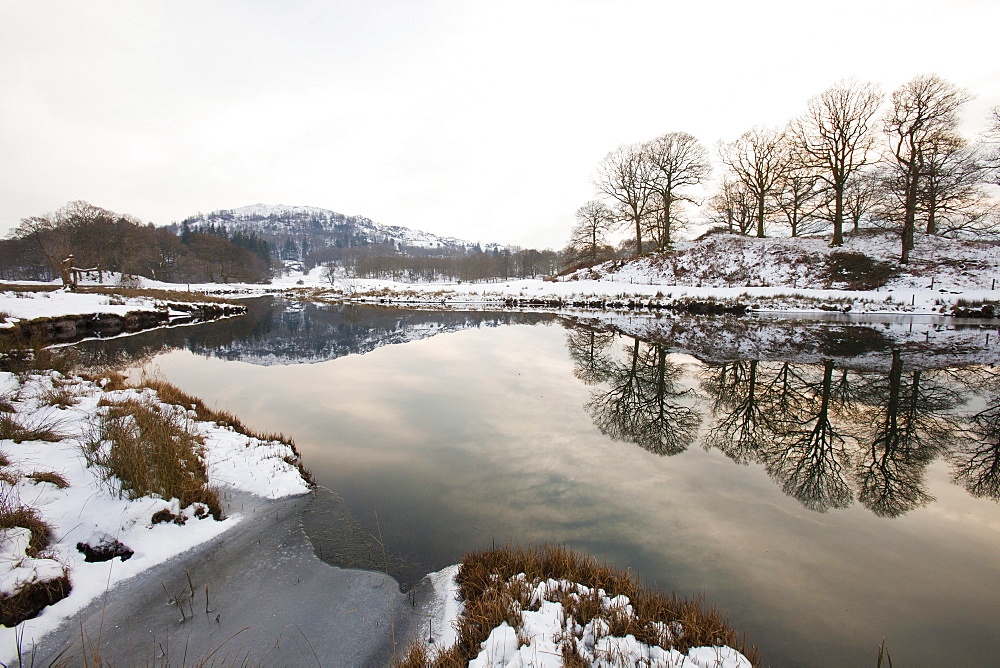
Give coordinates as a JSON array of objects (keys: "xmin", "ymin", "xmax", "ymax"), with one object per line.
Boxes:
[
  {"xmin": 0, "ymin": 283, "xmax": 61, "ymax": 293},
  {"xmin": 135, "ymin": 377, "xmax": 314, "ymax": 485},
  {"xmin": 0, "ymin": 504, "xmax": 53, "ymax": 558},
  {"xmin": 397, "ymin": 544, "xmax": 759, "ymax": 666},
  {"xmin": 76, "ymin": 286, "xmax": 242, "ymax": 305},
  {"xmin": 39, "ymin": 384, "xmax": 79, "ymax": 409},
  {"xmin": 84, "ymin": 397, "xmax": 222, "ymax": 519},
  {"xmin": 26, "ymin": 471, "xmax": 70, "ymax": 488},
  {"xmin": 0, "ymin": 413, "xmax": 63, "ymax": 443}
]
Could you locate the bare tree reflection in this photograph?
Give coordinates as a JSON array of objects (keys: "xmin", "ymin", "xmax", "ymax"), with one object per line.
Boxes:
[
  {"xmin": 565, "ymin": 328, "xmax": 616, "ymax": 385},
  {"xmin": 765, "ymin": 360, "xmax": 853, "ymax": 512},
  {"xmin": 853, "ymin": 351, "xmax": 963, "ymax": 517},
  {"xmin": 586, "ymin": 338, "xmax": 701, "ymax": 456},
  {"xmin": 951, "ymin": 386, "xmax": 1000, "ymax": 500},
  {"xmin": 561, "ymin": 321, "xmax": 998, "ymax": 517}
]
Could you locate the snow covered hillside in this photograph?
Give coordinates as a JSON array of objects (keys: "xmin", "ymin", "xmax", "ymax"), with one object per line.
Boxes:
[
  {"xmin": 183, "ymin": 203, "xmax": 502, "ymax": 254},
  {"xmin": 566, "ymin": 231, "xmax": 999, "ymax": 292}
]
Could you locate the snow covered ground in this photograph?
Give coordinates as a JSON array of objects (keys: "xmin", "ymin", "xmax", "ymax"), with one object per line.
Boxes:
[
  {"xmin": 0, "ymin": 370, "xmax": 309, "ymax": 664},
  {"xmin": 420, "ymin": 566, "xmax": 751, "ymax": 668}
]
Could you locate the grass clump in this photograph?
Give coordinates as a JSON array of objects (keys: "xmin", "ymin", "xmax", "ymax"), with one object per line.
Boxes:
[
  {"xmin": 398, "ymin": 544, "xmax": 758, "ymax": 666},
  {"xmin": 0, "ymin": 413, "xmax": 63, "ymax": 443},
  {"xmin": 84, "ymin": 397, "xmax": 222, "ymax": 520},
  {"xmin": 26, "ymin": 471, "xmax": 70, "ymax": 488}
]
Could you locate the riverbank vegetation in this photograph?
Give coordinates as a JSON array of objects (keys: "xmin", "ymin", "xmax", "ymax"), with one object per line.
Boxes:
[
  {"xmin": 0, "ymin": 345, "xmax": 310, "ymax": 633},
  {"xmin": 397, "ymin": 544, "xmax": 757, "ymax": 666}
]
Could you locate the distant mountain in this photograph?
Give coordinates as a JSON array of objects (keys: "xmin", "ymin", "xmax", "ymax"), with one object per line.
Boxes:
[{"xmin": 181, "ymin": 204, "xmax": 501, "ymax": 260}]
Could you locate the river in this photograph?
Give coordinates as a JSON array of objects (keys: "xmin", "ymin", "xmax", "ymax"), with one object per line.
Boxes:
[{"xmin": 74, "ymin": 297, "xmax": 1000, "ymax": 666}]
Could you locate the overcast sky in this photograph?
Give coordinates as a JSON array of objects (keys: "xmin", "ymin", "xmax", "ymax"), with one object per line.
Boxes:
[{"xmin": 2, "ymin": 0, "xmax": 998, "ymax": 249}]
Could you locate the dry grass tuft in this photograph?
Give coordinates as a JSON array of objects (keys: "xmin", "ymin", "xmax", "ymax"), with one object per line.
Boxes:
[
  {"xmin": 398, "ymin": 544, "xmax": 759, "ymax": 666},
  {"xmin": 26, "ymin": 470, "xmax": 70, "ymax": 488},
  {"xmin": 135, "ymin": 377, "xmax": 314, "ymax": 486},
  {"xmin": 84, "ymin": 397, "xmax": 222, "ymax": 519},
  {"xmin": 0, "ymin": 413, "xmax": 63, "ymax": 443},
  {"xmin": 0, "ymin": 504, "xmax": 53, "ymax": 558},
  {"xmin": 39, "ymin": 384, "xmax": 79, "ymax": 409}
]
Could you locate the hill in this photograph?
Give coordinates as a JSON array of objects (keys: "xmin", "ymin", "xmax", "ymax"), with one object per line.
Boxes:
[
  {"xmin": 563, "ymin": 230, "xmax": 1000, "ymax": 293},
  {"xmin": 180, "ymin": 204, "xmax": 501, "ymax": 262}
]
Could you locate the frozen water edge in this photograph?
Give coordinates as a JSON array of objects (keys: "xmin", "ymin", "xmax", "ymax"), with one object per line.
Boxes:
[{"xmin": 20, "ymin": 490, "xmax": 426, "ymax": 665}]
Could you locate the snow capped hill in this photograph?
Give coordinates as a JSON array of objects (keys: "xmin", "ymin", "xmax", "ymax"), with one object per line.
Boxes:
[{"xmin": 183, "ymin": 204, "xmax": 500, "ymax": 254}]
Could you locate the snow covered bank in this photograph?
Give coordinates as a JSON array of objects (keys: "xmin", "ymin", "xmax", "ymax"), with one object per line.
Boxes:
[
  {"xmin": 408, "ymin": 546, "xmax": 757, "ymax": 667},
  {"xmin": 0, "ymin": 370, "xmax": 309, "ymax": 663}
]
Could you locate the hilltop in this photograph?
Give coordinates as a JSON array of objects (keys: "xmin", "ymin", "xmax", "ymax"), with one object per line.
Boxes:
[{"xmin": 180, "ymin": 204, "xmax": 502, "ymax": 259}]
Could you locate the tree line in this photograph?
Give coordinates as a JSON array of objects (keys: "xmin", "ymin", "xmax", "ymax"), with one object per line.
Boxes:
[
  {"xmin": 567, "ymin": 74, "xmax": 1000, "ymax": 269},
  {"xmin": 1, "ymin": 201, "xmax": 272, "ymax": 284},
  {"xmin": 1, "ymin": 200, "xmax": 563, "ymax": 285},
  {"xmin": 347, "ymin": 247, "xmax": 562, "ymax": 282}
]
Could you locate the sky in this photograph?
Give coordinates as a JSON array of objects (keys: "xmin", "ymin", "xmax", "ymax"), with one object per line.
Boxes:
[{"xmin": 2, "ymin": 0, "xmax": 998, "ymax": 250}]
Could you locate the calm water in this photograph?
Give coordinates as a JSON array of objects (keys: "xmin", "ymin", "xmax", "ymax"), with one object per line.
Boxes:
[{"xmin": 76, "ymin": 299, "xmax": 1000, "ymax": 666}]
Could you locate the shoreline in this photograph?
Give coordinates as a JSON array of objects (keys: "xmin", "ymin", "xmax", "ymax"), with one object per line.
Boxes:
[{"xmin": 21, "ymin": 490, "xmax": 436, "ymax": 665}]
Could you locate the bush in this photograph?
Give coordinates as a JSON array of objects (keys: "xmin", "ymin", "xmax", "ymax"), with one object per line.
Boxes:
[{"xmin": 825, "ymin": 251, "xmax": 898, "ymax": 290}]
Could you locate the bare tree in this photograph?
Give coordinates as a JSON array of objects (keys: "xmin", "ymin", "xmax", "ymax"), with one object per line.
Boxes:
[
  {"xmin": 842, "ymin": 167, "xmax": 885, "ymax": 233},
  {"xmin": 642, "ymin": 132, "xmax": 711, "ymax": 248},
  {"xmin": 593, "ymin": 143, "xmax": 656, "ymax": 255},
  {"xmin": 567, "ymin": 200, "xmax": 615, "ymax": 267},
  {"xmin": 705, "ymin": 176, "xmax": 755, "ymax": 235},
  {"xmin": 719, "ymin": 126, "xmax": 790, "ymax": 238},
  {"xmin": 774, "ymin": 139, "xmax": 830, "ymax": 237},
  {"xmin": 884, "ymin": 74, "xmax": 972, "ymax": 261},
  {"xmin": 919, "ymin": 135, "xmax": 995, "ymax": 237},
  {"xmin": 797, "ymin": 80, "xmax": 883, "ymax": 247}
]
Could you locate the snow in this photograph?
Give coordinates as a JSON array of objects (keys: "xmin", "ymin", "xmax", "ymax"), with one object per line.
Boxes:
[
  {"xmin": 0, "ymin": 290, "xmax": 162, "ymax": 327},
  {"xmin": 0, "ymin": 371, "xmax": 309, "ymax": 663},
  {"xmin": 424, "ymin": 568, "xmax": 752, "ymax": 668}
]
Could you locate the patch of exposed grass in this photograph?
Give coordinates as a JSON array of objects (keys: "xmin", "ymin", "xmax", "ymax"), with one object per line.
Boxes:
[
  {"xmin": 135, "ymin": 376, "xmax": 314, "ymax": 485},
  {"xmin": 76, "ymin": 286, "xmax": 242, "ymax": 306},
  {"xmin": 84, "ymin": 397, "xmax": 222, "ymax": 519},
  {"xmin": 398, "ymin": 544, "xmax": 759, "ymax": 666},
  {"xmin": 26, "ymin": 471, "xmax": 70, "ymax": 488},
  {"xmin": 39, "ymin": 384, "xmax": 79, "ymax": 409},
  {"xmin": 0, "ymin": 284, "xmax": 61, "ymax": 293},
  {"xmin": 0, "ymin": 503, "xmax": 53, "ymax": 558},
  {"xmin": 0, "ymin": 413, "xmax": 63, "ymax": 443}
]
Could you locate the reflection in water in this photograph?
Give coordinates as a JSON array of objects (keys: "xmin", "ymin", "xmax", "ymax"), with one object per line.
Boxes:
[
  {"xmin": 585, "ymin": 338, "xmax": 700, "ymax": 456},
  {"xmin": 567, "ymin": 327, "xmax": 1000, "ymax": 516},
  {"xmin": 76, "ymin": 300, "xmax": 998, "ymax": 666}
]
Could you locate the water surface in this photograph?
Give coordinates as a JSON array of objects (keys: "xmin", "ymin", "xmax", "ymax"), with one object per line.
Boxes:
[{"xmin": 76, "ymin": 299, "xmax": 1000, "ymax": 666}]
